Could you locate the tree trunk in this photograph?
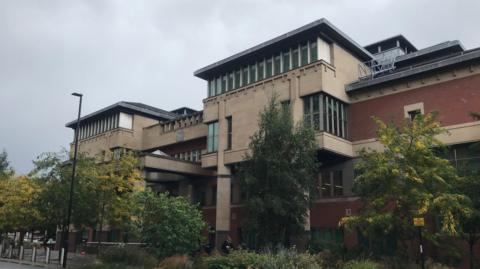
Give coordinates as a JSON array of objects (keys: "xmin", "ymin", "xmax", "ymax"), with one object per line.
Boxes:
[{"xmin": 470, "ymin": 233, "xmax": 475, "ymax": 269}]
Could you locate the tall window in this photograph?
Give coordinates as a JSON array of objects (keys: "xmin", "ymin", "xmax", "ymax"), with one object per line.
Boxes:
[
  {"xmin": 321, "ymin": 171, "xmax": 331, "ymax": 197},
  {"xmin": 216, "ymin": 77, "xmax": 222, "ymax": 95},
  {"xmin": 228, "ymin": 73, "xmax": 234, "ymax": 91},
  {"xmin": 208, "ymin": 79, "xmax": 215, "ymax": 97},
  {"xmin": 292, "ymin": 48, "xmax": 299, "ymax": 68},
  {"xmin": 300, "ymin": 43, "xmax": 309, "ymax": 65},
  {"xmin": 226, "ymin": 117, "xmax": 232, "ymax": 150},
  {"xmin": 258, "ymin": 61, "xmax": 265, "ymax": 80},
  {"xmin": 333, "ymin": 171, "xmax": 343, "ymax": 196},
  {"xmin": 274, "ymin": 54, "xmax": 281, "ymax": 75},
  {"xmin": 265, "ymin": 58, "xmax": 273, "ymax": 77},
  {"xmin": 221, "ymin": 75, "xmax": 227, "ymax": 93},
  {"xmin": 235, "ymin": 70, "xmax": 241, "ymax": 88},
  {"xmin": 207, "ymin": 122, "xmax": 219, "ymax": 153},
  {"xmin": 303, "ymin": 93, "xmax": 347, "ymax": 139},
  {"xmin": 249, "ymin": 64, "xmax": 256, "ymax": 83},
  {"xmin": 282, "ymin": 50, "xmax": 290, "ymax": 72},
  {"xmin": 310, "ymin": 40, "xmax": 318, "ymax": 62},
  {"xmin": 320, "ymin": 170, "xmax": 344, "ymax": 197},
  {"xmin": 242, "ymin": 67, "xmax": 249, "ymax": 86}
]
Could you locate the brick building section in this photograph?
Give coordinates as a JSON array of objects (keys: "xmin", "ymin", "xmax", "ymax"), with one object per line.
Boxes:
[{"xmin": 348, "ymin": 74, "xmax": 480, "ymax": 141}]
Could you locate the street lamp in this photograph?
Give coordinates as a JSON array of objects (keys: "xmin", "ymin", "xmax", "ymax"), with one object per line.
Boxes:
[{"xmin": 63, "ymin": 92, "xmax": 83, "ymax": 268}]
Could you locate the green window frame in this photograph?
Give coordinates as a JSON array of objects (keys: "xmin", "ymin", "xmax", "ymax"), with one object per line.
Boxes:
[{"xmin": 303, "ymin": 93, "xmax": 347, "ymax": 139}]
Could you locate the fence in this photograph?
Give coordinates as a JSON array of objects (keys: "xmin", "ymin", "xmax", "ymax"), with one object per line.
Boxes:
[{"xmin": 0, "ymin": 240, "xmax": 65, "ymax": 266}]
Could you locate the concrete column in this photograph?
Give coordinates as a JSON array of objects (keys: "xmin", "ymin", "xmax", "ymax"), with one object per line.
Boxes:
[{"xmin": 215, "ymin": 99, "xmax": 232, "ymax": 247}]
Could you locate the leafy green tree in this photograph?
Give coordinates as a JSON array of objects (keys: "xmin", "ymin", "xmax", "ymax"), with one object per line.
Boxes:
[
  {"xmin": 0, "ymin": 176, "xmax": 43, "ymax": 245},
  {"xmin": 31, "ymin": 150, "xmax": 143, "ymax": 245},
  {"xmin": 238, "ymin": 97, "xmax": 318, "ymax": 248},
  {"xmin": 137, "ymin": 190, "xmax": 205, "ymax": 259},
  {"xmin": 342, "ymin": 113, "xmax": 470, "ymax": 256},
  {"xmin": 0, "ymin": 150, "xmax": 14, "ymax": 180},
  {"xmin": 458, "ymin": 112, "xmax": 480, "ymax": 269}
]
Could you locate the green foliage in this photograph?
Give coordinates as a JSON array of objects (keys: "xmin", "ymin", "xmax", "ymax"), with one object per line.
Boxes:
[
  {"xmin": 342, "ymin": 113, "xmax": 470, "ymax": 255},
  {"xmin": 238, "ymin": 96, "xmax": 318, "ymax": 247},
  {"xmin": 0, "ymin": 175, "xmax": 43, "ymax": 237},
  {"xmin": 100, "ymin": 246, "xmax": 158, "ymax": 268},
  {"xmin": 28, "ymin": 150, "xmax": 143, "ymax": 239},
  {"xmin": 0, "ymin": 150, "xmax": 14, "ymax": 180},
  {"xmin": 137, "ymin": 190, "xmax": 206, "ymax": 259},
  {"xmin": 343, "ymin": 260, "xmax": 379, "ymax": 269}
]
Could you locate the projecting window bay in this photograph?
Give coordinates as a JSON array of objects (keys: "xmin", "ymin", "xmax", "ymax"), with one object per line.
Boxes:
[{"xmin": 207, "ymin": 37, "xmax": 331, "ymax": 97}]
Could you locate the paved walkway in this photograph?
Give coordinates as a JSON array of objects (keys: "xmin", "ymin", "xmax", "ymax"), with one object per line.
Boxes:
[{"xmin": 0, "ymin": 261, "xmax": 47, "ymax": 269}]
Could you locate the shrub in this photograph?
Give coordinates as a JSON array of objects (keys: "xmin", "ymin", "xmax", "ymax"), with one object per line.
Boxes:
[
  {"xmin": 156, "ymin": 255, "xmax": 193, "ymax": 269},
  {"xmin": 343, "ymin": 260, "xmax": 379, "ymax": 269},
  {"xmin": 139, "ymin": 191, "xmax": 206, "ymax": 259},
  {"xmin": 260, "ymin": 247, "xmax": 322, "ymax": 269},
  {"xmin": 201, "ymin": 254, "xmax": 236, "ymax": 269},
  {"xmin": 100, "ymin": 246, "xmax": 158, "ymax": 269}
]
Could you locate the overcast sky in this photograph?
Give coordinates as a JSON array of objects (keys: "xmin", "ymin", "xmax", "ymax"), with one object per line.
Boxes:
[{"xmin": 1, "ymin": 0, "xmax": 479, "ymax": 174}]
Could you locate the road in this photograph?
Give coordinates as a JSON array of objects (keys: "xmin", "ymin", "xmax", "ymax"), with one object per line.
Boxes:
[{"xmin": 0, "ymin": 261, "xmax": 47, "ymax": 269}]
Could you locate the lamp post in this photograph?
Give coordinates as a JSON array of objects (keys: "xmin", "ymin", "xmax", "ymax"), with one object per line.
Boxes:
[{"xmin": 63, "ymin": 92, "xmax": 83, "ymax": 268}]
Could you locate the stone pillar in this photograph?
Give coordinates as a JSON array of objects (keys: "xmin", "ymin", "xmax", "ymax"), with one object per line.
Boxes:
[{"xmin": 215, "ymin": 99, "xmax": 232, "ymax": 248}]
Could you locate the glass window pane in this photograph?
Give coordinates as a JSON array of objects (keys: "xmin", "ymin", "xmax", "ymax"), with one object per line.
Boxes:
[
  {"xmin": 310, "ymin": 40, "xmax": 318, "ymax": 62},
  {"xmin": 266, "ymin": 58, "xmax": 273, "ymax": 77},
  {"xmin": 249, "ymin": 64, "xmax": 256, "ymax": 83},
  {"xmin": 292, "ymin": 48, "xmax": 299, "ymax": 68},
  {"xmin": 235, "ymin": 70, "xmax": 241, "ymax": 88},
  {"xmin": 333, "ymin": 171, "xmax": 343, "ymax": 196},
  {"xmin": 301, "ymin": 44, "xmax": 309, "ymax": 65},
  {"xmin": 228, "ymin": 73, "xmax": 234, "ymax": 91},
  {"xmin": 222, "ymin": 75, "xmax": 227, "ymax": 93},
  {"xmin": 216, "ymin": 77, "xmax": 222, "ymax": 95},
  {"xmin": 321, "ymin": 171, "xmax": 331, "ymax": 197},
  {"xmin": 242, "ymin": 67, "xmax": 249, "ymax": 85},
  {"xmin": 274, "ymin": 54, "xmax": 281, "ymax": 75},
  {"xmin": 258, "ymin": 61, "xmax": 265, "ymax": 80},
  {"xmin": 282, "ymin": 51, "xmax": 290, "ymax": 72}
]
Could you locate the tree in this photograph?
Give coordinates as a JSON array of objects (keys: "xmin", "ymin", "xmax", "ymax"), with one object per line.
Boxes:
[
  {"xmin": 458, "ymin": 112, "xmax": 480, "ymax": 269},
  {"xmin": 137, "ymin": 190, "xmax": 205, "ymax": 259},
  {"xmin": 31, "ymin": 150, "xmax": 143, "ymax": 245},
  {"xmin": 0, "ymin": 176, "xmax": 43, "ymax": 245},
  {"xmin": 341, "ymin": 113, "xmax": 470, "ymax": 256},
  {"xmin": 0, "ymin": 150, "xmax": 14, "ymax": 180},
  {"xmin": 237, "ymin": 97, "xmax": 318, "ymax": 248}
]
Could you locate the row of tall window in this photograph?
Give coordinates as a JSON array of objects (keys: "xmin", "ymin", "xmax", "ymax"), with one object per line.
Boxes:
[
  {"xmin": 173, "ymin": 149, "xmax": 202, "ymax": 163},
  {"xmin": 77, "ymin": 112, "xmax": 133, "ymax": 140},
  {"xmin": 303, "ymin": 93, "xmax": 347, "ymax": 139},
  {"xmin": 207, "ymin": 37, "xmax": 331, "ymax": 97}
]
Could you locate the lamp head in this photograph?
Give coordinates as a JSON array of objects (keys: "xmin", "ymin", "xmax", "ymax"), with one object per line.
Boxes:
[{"xmin": 71, "ymin": 92, "xmax": 83, "ymax": 97}]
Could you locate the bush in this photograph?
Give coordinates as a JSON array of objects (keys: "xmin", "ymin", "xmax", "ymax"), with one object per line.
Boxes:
[
  {"xmin": 260, "ymin": 248, "xmax": 321, "ymax": 269},
  {"xmin": 100, "ymin": 246, "xmax": 158, "ymax": 269},
  {"xmin": 343, "ymin": 260, "xmax": 379, "ymax": 269},
  {"xmin": 139, "ymin": 191, "xmax": 206, "ymax": 259},
  {"xmin": 156, "ymin": 255, "xmax": 193, "ymax": 269}
]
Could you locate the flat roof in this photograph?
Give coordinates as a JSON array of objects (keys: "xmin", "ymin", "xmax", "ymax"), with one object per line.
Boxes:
[
  {"xmin": 194, "ymin": 18, "xmax": 373, "ymax": 80},
  {"xmin": 346, "ymin": 48, "xmax": 480, "ymax": 92},
  {"xmin": 66, "ymin": 101, "xmax": 177, "ymax": 128}
]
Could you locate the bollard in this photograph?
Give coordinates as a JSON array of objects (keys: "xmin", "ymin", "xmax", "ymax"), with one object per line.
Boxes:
[
  {"xmin": 0, "ymin": 243, "xmax": 3, "ymax": 258},
  {"xmin": 45, "ymin": 247, "xmax": 50, "ymax": 264},
  {"xmin": 19, "ymin": 246, "xmax": 24, "ymax": 260},
  {"xmin": 8, "ymin": 245, "xmax": 12, "ymax": 259},
  {"xmin": 60, "ymin": 248, "xmax": 65, "ymax": 267},
  {"xmin": 31, "ymin": 247, "xmax": 36, "ymax": 262}
]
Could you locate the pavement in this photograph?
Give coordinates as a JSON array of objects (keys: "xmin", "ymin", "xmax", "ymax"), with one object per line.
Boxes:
[{"xmin": 0, "ymin": 260, "xmax": 50, "ymax": 269}]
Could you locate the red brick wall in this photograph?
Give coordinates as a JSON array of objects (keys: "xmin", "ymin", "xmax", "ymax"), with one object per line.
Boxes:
[
  {"xmin": 310, "ymin": 199, "xmax": 362, "ymax": 247},
  {"xmin": 348, "ymin": 74, "xmax": 480, "ymax": 141}
]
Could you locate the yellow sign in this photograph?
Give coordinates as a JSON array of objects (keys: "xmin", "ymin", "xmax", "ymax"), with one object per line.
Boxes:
[{"xmin": 413, "ymin": 217, "xmax": 425, "ymax": 227}]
